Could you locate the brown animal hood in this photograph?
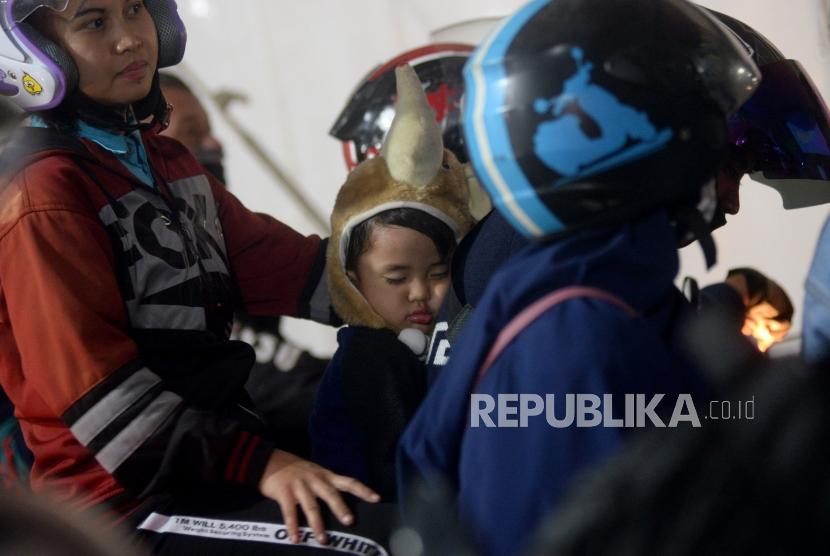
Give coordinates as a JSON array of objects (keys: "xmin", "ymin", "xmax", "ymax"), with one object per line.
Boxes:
[{"xmin": 328, "ymin": 64, "xmax": 474, "ymax": 329}]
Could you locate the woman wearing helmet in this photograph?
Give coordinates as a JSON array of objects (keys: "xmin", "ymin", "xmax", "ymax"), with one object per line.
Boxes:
[
  {"xmin": 0, "ymin": 1, "xmax": 384, "ymax": 553},
  {"xmin": 398, "ymin": 0, "xmax": 761, "ymax": 555}
]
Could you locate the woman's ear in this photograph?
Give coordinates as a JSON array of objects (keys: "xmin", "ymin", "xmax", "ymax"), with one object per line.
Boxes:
[{"xmin": 346, "ymin": 269, "xmax": 359, "ymax": 285}]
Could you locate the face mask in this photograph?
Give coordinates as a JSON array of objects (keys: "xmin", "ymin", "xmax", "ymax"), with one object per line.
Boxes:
[{"xmin": 194, "ymin": 147, "xmax": 226, "ymax": 186}]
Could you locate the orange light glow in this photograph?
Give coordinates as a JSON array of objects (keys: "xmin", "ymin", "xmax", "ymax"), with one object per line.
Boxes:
[{"xmin": 741, "ymin": 301, "xmax": 791, "ymax": 353}]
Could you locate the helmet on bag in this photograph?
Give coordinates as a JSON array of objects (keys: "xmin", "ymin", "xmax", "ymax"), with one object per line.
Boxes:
[
  {"xmin": 0, "ymin": 0, "xmax": 186, "ymax": 112},
  {"xmin": 462, "ymin": 0, "xmax": 760, "ymax": 240}
]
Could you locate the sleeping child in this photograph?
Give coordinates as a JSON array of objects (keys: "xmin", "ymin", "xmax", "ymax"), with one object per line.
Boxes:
[{"xmin": 309, "ymin": 64, "xmax": 474, "ymax": 500}]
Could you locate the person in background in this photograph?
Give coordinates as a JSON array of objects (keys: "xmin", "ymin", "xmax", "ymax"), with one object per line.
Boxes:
[
  {"xmin": 398, "ymin": 1, "xmax": 760, "ymax": 555},
  {"xmin": 159, "ymin": 72, "xmax": 329, "ymax": 457},
  {"xmin": 157, "ymin": 73, "xmax": 225, "ymax": 181},
  {"xmin": 700, "ymin": 267, "xmax": 793, "ymax": 353}
]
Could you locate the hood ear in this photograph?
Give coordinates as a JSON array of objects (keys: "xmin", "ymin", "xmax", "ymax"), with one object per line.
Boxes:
[{"xmin": 380, "ymin": 64, "xmax": 443, "ymax": 188}]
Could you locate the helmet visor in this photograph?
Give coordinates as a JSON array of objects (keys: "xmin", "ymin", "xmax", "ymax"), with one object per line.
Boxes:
[
  {"xmin": 729, "ymin": 59, "xmax": 830, "ymax": 208},
  {"xmin": 10, "ymin": 0, "xmax": 70, "ymax": 23}
]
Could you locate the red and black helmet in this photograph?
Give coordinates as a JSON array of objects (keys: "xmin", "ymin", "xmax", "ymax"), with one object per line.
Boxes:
[{"xmin": 330, "ymin": 43, "xmax": 473, "ymax": 171}]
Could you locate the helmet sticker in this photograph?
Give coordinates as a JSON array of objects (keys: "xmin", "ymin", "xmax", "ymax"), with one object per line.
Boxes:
[
  {"xmin": 532, "ymin": 47, "xmax": 673, "ymax": 181},
  {"xmin": 22, "ymin": 73, "xmax": 43, "ymax": 95}
]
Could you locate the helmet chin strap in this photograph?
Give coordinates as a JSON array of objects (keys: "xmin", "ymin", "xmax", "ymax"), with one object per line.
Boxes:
[
  {"xmin": 61, "ymin": 72, "xmax": 168, "ymax": 133},
  {"xmin": 673, "ymin": 179, "xmax": 718, "ymax": 269}
]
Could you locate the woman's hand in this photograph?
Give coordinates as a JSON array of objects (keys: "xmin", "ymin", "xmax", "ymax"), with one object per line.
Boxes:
[{"xmin": 258, "ymin": 450, "xmax": 380, "ymax": 545}]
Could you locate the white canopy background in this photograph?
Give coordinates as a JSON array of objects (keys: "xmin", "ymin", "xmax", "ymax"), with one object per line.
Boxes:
[{"xmin": 170, "ymin": 0, "xmax": 830, "ymax": 356}]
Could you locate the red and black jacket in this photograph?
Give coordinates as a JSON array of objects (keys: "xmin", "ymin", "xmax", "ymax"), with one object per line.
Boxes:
[{"xmin": 0, "ymin": 126, "xmax": 329, "ymax": 515}]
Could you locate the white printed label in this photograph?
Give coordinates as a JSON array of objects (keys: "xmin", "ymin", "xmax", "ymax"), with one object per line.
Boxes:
[{"xmin": 138, "ymin": 512, "xmax": 388, "ymax": 556}]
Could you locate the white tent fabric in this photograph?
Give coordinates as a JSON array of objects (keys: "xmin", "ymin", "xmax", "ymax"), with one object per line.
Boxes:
[{"xmin": 172, "ymin": 0, "xmax": 830, "ymax": 356}]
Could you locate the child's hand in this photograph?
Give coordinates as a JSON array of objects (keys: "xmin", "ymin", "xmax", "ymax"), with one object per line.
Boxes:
[{"xmin": 258, "ymin": 450, "xmax": 380, "ymax": 545}]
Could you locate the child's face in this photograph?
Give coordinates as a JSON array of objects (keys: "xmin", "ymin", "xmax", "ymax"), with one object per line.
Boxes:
[
  {"xmin": 349, "ymin": 224, "xmax": 450, "ymax": 334},
  {"xmin": 35, "ymin": 0, "xmax": 158, "ymax": 107}
]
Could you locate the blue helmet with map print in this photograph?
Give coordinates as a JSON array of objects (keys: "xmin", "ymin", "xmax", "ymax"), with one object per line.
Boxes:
[{"xmin": 463, "ymin": 0, "xmax": 760, "ymax": 240}]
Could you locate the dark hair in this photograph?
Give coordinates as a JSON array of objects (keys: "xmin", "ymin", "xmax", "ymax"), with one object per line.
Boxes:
[
  {"xmin": 727, "ymin": 267, "xmax": 794, "ymax": 322},
  {"xmin": 345, "ymin": 208, "xmax": 456, "ymax": 272}
]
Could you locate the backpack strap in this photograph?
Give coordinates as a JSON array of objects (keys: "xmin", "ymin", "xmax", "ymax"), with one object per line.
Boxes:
[
  {"xmin": 473, "ymin": 286, "xmax": 638, "ymax": 391},
  {"xmin": 0, "ymin": 126, "xmax": 93, "ymax": 177}
]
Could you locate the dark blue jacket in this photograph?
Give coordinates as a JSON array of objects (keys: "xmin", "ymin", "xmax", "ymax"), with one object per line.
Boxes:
[
  {"xmin": 399, "ymin": 210, "xmax": 708, "ymax": 556},
  {"xmin": 310, "ymin": 326, "xmax": 426, "ymax": 501}
]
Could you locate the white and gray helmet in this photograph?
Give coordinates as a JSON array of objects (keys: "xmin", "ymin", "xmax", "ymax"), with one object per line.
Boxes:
[{"xmin": 0, "ymin": 0, "xmax": 186, "ymax": 111}]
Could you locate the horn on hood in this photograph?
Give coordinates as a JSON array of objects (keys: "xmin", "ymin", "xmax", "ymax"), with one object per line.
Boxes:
[{"xmin": 380, "ymin": 64, "xmax": 444, "ymax": 188}]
